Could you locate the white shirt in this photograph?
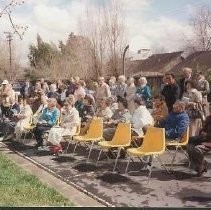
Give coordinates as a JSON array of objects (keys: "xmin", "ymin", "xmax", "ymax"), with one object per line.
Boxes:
[{"xmin": 131, "ymin": 105, "xmax": 154, "ymax": 136}]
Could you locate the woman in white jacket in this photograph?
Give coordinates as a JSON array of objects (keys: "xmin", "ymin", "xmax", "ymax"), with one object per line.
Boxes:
[
  {"xmin": 47, "ymin": 96, "xmax": 80, "ymax": 154},
  {"xmin": 15, "ymin": 98, "xmax": 33, "ymax": 140},
  {"xmin": 131, "ymin": 96, "xmax": 154, "ymax": 137}
]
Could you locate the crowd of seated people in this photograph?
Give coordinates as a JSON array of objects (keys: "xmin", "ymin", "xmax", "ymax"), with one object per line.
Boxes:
[{"xmin": 0, "ymin": 68, "xmax": 210, "ymax": 177}]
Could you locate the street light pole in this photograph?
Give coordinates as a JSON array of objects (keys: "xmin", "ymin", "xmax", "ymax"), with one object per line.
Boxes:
[{"xmin": 123, "ymin": 45, "xmax": 129, "ymax": 76}]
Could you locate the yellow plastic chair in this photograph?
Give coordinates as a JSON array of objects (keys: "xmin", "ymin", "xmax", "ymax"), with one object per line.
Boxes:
[
  {"xmin": 62, "ymin": 122, "xmax": 81, "ymax": 153},
  {"xmin": 72, "ymin": 118, "xmax": 103, "ymax": 160},
  {"xmin": 166, "ymin": 127, "xmax": 190, "ymax": 167},
  {"xmin": 97, "ymin": 123, "xmax": 131, "ymax": 171},
  {"xmin": 125, "ymin": 127, "xmax": 168, "ymax": 182}
]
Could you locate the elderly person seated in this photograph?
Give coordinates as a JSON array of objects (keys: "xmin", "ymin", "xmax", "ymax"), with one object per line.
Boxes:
[
  {"xmin": 0, "ymin": 97, "xmax": 20, "ymax": 141},
  {"xmin": 187, "ymin": 105, "xmax": 211, "ymax": 176},
  {"xmin": 108, "ymin": 96, "xmax": 118, "ymax": 113},
  {"xmin": 74, "ymin": 80, "xmax": 86, "ymax": 102},
  {"xmin": 160, "ymin": 101, "xmax": 189, "ymax": 140},
  {"xmin": 103, "ymin": 97, "xmax": 131, "ymax": 140},
  {"xmin": 95, "ymin": 97, "xmax": 113, "ymax": 122},
  {"xmin": 47, "ymin": 83, "xmax": 60, "ymax": 100},
  {"xmin": 136, "ymin": 77, "xmax": 151, "ymax": 104},
  {"xmin": 80, "ymin": 97, "xmax": 113, "ymax": 135},
  {"xmin": 115, "ymin": 75, "xmax": 127, "ymax": 98},
  {"xmin": 14, "ymin": 97, "xmax": 33, "ymax": 140},
  {"xmin": 33, "ymin": 98, "xmax": 60, "ymax": 149},
  {"xmin": 0, "ymin": 80, "xmax": 16, "ymax": 117},
  {"xmin": 151, "ymin": 95, "xmax": 168, "ymax": 125},
  {"xmin": 80, "ymin": 95, "xmax": 95, "ymax": 124},
  {"xmin": 33, "ymin": 95, "xmax": 48, "ymax": 125},
  {"xmin": 47, "ymin": 96, "xmax": 80, "ymax": 155},
  {"xmin": 131, "ymin": 96, "xmax": 154, "ymax": 138},
  {"xmin": 75, "ymin": 94, "xmax": 85, "ymax": 118}
]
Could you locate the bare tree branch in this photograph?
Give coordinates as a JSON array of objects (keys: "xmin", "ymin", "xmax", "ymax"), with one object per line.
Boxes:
[{"xmin": 0, "ymin": 0, "xmax": 27, "ymax": 39}]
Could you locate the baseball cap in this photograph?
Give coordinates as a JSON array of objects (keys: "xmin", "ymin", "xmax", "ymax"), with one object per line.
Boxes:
[{"xmin": 2, "ymin": 80, "xmax": 9, "ymax": 85}]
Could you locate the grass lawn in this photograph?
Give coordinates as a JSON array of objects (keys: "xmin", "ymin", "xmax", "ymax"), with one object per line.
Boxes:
[{"xmin": 0, "ymin": 153, "xmax": 73, "ymax": 207}]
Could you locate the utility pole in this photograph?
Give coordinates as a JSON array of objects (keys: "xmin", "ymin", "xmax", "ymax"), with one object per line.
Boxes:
[
  {"xmin": 4, "ymin": 32, "xmax": 13, "ymax": 81},
  {"xmin": 123, "ymin": 45, "xmax": 129, "ymax": 76}
]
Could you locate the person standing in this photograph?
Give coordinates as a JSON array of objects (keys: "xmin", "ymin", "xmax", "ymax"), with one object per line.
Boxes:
[
  {"xmin": 95, "ymin": 77, "xmax": 111, "ymax": 105},
  {"xmin": 115, "ymin": 75, "xmax": 127, "ymax": 99},
  {"xmin": 179, "ymin": 67, "xmax": 192, "ymax": 99},
  {"xmin": 196, "ymin": 72, "xmax": 210, "ymax": 117},
  {"xmin": 182, "ymin": 81, "xmax": 203, "ymax": 137},
  {"xmin": 187, "ymin": 106, "xmax": 211, "ymax": 176},
  {"xmin": 125, "ymin": 77, "xmax": 136, "ymax": 114},
  {"xmin": 161, "ymin": 73, "xmax": 180, "ymax": 113}
]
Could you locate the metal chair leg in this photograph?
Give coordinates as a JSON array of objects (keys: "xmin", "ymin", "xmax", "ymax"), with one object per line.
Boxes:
[
  {"xmin": 125, "ymin": 157, "xmax": 131, "ymax": 174},
  {"xmin": 66, "ymin": 142, "xmax": 71, "ymax": 154},
  {"xmin": 113, "ymin": 147, "xmax": 121, "ymax": 172},
  {"xmin": 87, "ymin": 141, "xmax": 95, "ymax": 161},
  {"xmin": 156, "ymin": 155, "xmax": 170, "ymax": 174},
  {"xmin": 96, "ymin": 149, "xmax": 103, "ymax": 166},
  {"xmin": 147, "ymin": 155, "xmax": 154, "ymax": 184},
  {"xmin": 171, "ymin": 146, "xmax": 179, "ymax": 167},
  {"xmin": 72, "ymin": 142, "xmax": 78, "ymax": 156}
]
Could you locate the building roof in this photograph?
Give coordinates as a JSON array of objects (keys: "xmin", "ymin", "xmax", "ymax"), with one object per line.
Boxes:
[
  {"xmin": 170, "ymin": 51, "xmax": 211, "ymax": 74},
  {"xmin": 127, "ymin": 51, "xmax": 183, "ymax": 76}
]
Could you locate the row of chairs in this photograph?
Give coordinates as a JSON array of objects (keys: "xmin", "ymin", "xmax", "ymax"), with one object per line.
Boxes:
[{"xmin": 61, "ymin": 118, "xmax": 190, "ymax": 181}]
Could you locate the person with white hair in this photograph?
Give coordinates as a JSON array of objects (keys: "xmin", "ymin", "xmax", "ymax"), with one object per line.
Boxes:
[
  {"xmin": 33, "ymin": 95, "xmax": 48, "ymax": 124},
  {"xmin": 196, "ymin": 72, "xmax": 210, "ymax": 117},
  {"xmin": 74, "ymin": 80, "xmax": 86, "ymax": 102},
  {"xmin": 179, "ymin": 67, "xmax": 192, "ymax": 99},
  {"xmin": 136, "ymin": 77, "xmax": 151, "ymax": 103},
  {"xmin": 48, "ymin": 83, "xmax": 60, "ymax": 100},
  {"xmin": 14, "ymin": 97, "xmax": 33, "ymax": 141},
  {"xmin": 47, "ymin": 96, "xmax": 80, "ymax": 155},
  {"xmin": 95, "ymin": 77, "xmax": 111, "ymax": 105},
  {"xmin": 0, "ymin": 80, "xmax": 16, "ymax": 117},
  {"xmin": 115, "ymin": 75, "xmax": 127, "ymax": 98},
  {"xmin": 109, "ymin": 76, "xmax": 117, "ymax": 96},
  {"xmin": 125, "ymin": 77, "xmax": 136, "ymax": 114},
  {"xmin": 33, "ymin": 98, "xmax": 60, "ymax": 149}
]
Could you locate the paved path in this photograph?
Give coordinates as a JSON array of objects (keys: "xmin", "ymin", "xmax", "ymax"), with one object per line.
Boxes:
[
  {"xmin": 1, "ymin": 140, "xmax": 211, "ymax": 207},
  {"xmin": 0, "ymin": 143, "xmax": 104, "ymax": 207}
]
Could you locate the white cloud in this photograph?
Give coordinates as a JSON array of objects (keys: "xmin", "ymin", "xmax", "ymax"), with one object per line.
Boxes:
[
  {"xmin": 0, "ymin": 0, "xmax": 195, "ymax": 66},
  {"xmin": 127, "ymin": 15, "xmax": 193, "ymax": 53}
]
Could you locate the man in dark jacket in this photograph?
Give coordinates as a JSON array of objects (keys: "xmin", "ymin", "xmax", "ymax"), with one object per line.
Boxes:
[
  {"xmin": 161, "ymin": 73, "xmax": 180, "ymax": 112},
  {"xmin": 179, "ymin": 67, "xmax": 192, "ymax": 99},
  {"xmin": 187, "ymin": 105, "xmax": 211, "ymax": 176}
]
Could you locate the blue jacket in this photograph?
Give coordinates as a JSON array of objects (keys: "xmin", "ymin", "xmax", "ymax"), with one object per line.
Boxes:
[
  {"xmin": 39, "ymin": 107, "xmax": 60, "ymax": 126},
  {"xmin": 160, "ymin": 111, "xmax": 189, "ymax": 140},
  {"xmin": 136, "ymin": 85, "xmax": 151, "ymax": 101}
]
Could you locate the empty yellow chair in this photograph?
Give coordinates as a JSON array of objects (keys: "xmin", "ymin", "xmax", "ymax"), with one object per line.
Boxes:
[
  {"xmin": 97, "ymin": 123, "xmax": 131, "ymax": 171},
  {"xmin": 72, "ymin": 117, "xmax": 103, "ymax": 160},
  {"xmin": 166, "ymin": 127, "xmax": 190, "ymax": 167},
  {"xmin": 126, "ymin": 127, "xmax": 168, "ymax": 181}
]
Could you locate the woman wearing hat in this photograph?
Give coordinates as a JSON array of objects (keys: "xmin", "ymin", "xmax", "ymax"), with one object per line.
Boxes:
[{"xmin": 0, "ymin": 80, "xmax": 15, "ymax": 117}]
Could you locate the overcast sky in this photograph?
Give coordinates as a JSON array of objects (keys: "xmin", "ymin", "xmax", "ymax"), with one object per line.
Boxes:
[{"xmin": 0, "ymin": 0, "xmax": 211, "ymax": 65}]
